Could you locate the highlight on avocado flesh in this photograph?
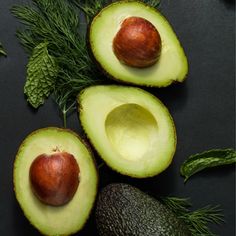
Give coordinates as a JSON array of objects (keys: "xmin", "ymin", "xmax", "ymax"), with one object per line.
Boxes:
[
  {"xmin": 30, "ymin": 151, "xmax": 80, "ymax": 206},
  {"xmin": 113, "ymin": 16, "xmax": 162, "ymax": 68},
  {"xmin": 89, "ymin": 1, "xmax": 188, "ymax": 87},
  {"xmin": 14, "ymin": 127, "xmax": 98, "ymax": 236}
]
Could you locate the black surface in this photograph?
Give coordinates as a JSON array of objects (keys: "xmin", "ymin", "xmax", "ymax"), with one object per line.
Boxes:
[{"xmin": 0, "ymin": 0, "xmax": 235, "ymax": 236}]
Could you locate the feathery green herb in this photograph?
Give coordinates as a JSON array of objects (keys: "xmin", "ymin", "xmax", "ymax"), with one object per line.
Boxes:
[
  {"xmin": 160, "ymin": 197, "xmax": 224, "ymax": 236},
  {"xmin": 160, "ymin": 196, "xmax": 191, "ymax": 216},
  {"xmin": 11, "ymin": 0, "xmax": 161, "ymax": 124},
  {"xmin": 180, "ymin": 148, "xmax": 236, "ymax": 182},
  {"xmin": 0, "ymin": 43, "xmax": 7, "ymax": 57},
  {"xmin": 11, "ymin": 0, "xmax": 104, "ymax": 119},
  {"xmin": 143, "ymin": 0, "xmax": 161, "ymax": 8},
  {"xmin": 72, "ymin": 0, "xmax": 110, "ymax": 22}
]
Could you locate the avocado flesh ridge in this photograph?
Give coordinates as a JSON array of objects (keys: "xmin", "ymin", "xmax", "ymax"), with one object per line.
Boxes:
[
  {"xmin": 90, "ymin": 1, "xmax": 188, "ymax": 86},
  {"xmin": 79, "ymin": 85, "xmax": 176, "ymax": 178},
  {"xmin": 96, "ymin": 183, "xmax": 191, "ymax": 236},
  {"xmin": 14, "ymin": 128, "xmax": 98, "ymax": 236}
]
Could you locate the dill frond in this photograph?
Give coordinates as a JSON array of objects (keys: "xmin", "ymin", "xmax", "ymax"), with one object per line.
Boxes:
[
  {"xmin": 12, "ymin": 0, "xmax": 105, "ymax": 124},
  {"xmin": 160, "ymin": 197, "xmax": 224, "ymax": 236}
]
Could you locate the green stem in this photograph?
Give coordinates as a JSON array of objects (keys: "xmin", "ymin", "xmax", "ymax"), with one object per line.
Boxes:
[
  {"xmin": 98, "ymin": 162, "xmax": 105, "ymax": 169},
  {"xmin": 0, "ymin": 43, "xmax": 7, "ymax": 56},
  {"xmin": 62, "ymin": 105, "xmax": 67, "ymax": 128},
  {"xmin": 61, "ymin": 101, "xmax": 76, "ymax": 128}
]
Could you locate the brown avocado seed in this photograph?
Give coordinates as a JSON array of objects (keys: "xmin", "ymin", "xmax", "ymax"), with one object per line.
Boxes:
[
  {"xmin": 29, "ymin": 151, "xmax": 80, "ymax": 206},
  {"xmin": 113, "ymin": 16, "xmax": 162, "ymax": 68}
]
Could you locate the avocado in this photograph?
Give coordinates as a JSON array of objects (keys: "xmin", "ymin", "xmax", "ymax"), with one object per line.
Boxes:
[
  {"xmin": 96, "ymin": 183, "xmax": 191, "ymax": 236},
  {"xmin": 13, "ymin": 127, "xmax": 98, "ymax": 236},
  {"xmin": 89, "ymin": 1, "xmax": 188, "ymax": 87},
  {"xmin": 78, "ymin": 85, "xmax": 176, "ymax": 178}
]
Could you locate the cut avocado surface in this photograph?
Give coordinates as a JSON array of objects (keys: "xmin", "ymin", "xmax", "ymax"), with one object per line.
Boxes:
[
  {"xmin": 96, "ymin": 183, "xmax": 191, "ymax": 236},
  {"xmin": 14, "ymin": 127, "xmax": 98, "ymax": 236},
  {"xmin": 78, "ymin": 85, "xmax": 176, "ymax": 178},
  {"xmin": 89, "ymin": 1, "xmax": 188, "ymax": 87}
]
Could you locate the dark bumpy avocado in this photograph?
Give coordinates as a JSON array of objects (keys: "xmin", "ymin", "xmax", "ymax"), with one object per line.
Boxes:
[
  {"xmin": 89, "ymin": 1, "xmax": 188, "ymax": 87},
  {"xmin": 78, "ymin": 85, "xmax": 176, "ymax": 178},
  {"xmin": 96, "ymin": 183, "xmax": 191, "ymax": 236},
  {"xmin": 14, "ymin": 127, "xmax": 98, "ymax": 236}
]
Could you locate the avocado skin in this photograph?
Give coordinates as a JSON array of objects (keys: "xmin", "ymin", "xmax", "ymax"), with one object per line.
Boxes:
[{"xmin": 96, "ymin": 183, "xmax": 191, "ymax": 236}]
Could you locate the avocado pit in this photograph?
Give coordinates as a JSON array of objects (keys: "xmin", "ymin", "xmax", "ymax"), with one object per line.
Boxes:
[
  {"xmin": 113, "ymin": 16, "xmax": 162, "ymax": 68},
  {"xmin": 29, "ymin": 151, "xmax": 80, "ymax": 206}
]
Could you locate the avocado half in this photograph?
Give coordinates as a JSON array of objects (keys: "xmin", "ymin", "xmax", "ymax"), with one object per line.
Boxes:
[
  {"xmin": 13, "ymin": 127, "xmax": 98, "ymax": 236},
  {"xmin": 78, "ymin": 85, "xmax": 176, "ymax": 178},
  {"xmin": 89, "ymin": 1, "xmax": 188, "ymax": 87}
]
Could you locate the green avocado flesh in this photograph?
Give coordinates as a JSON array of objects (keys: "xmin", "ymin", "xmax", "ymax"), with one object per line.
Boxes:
[
  {"xmin": 14, "ymin": 127, "xmax": 98, "ymax": 236},
  {"xmin": 96, "ymin": 183, "xmax": 191, "ymax": 236},
  {"xmin": 78, "ymin": 85, "xmax": 176, "ymax": 178},
  {"xmin": 89, "ymin": 1, "xmax": 188, "ymax": 87}
]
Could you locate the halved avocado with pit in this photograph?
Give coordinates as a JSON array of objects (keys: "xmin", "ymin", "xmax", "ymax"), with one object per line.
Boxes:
[
  {"xmin": 78, "ymin": 85, "xmax": 176, "ymax": 178},
  {"xmin": 89, "ymin": 1, "xmax": 188, "ymax": 87},
  {"xmin": 13, "ymin": 127, "xmax": 98, "ymax": 236}
]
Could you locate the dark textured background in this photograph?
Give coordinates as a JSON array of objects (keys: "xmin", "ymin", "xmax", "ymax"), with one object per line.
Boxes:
[{"xmin": 0, "ymin": 0, "xmax": 235, "ymax": 235}]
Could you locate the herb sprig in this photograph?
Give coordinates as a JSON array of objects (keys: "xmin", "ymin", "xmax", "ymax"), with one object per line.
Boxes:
[
  {"xmin": 12, "ymin": 0, "xmax": 162, "ymax": 126},
  {"xmin": 12, "ymin": 0, "xmax": 105, "ymax": 122},
  {"xmin": 143, "ymin": 0, "xmax": 161, "ymax": 8},
  {"xmin": 24, "ymin": 42, "xmax": 58, "ymax": 108},
  {"xmin": 160, "ymin": 197, "xmax": 224, "ymax": 236},
  {"xmin": 0, "ymin": 42, "xmax": 7, "ymax": 57},
  {"xmin": 72, "ymin": 0, "xmax": 110, "ymax": 22},
  {"xmin": 180, "ymin": 149, "xmax": 236, "ymax": 182}
]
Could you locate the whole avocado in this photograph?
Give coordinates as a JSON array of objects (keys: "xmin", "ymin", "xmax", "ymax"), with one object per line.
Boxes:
[{"xmin": 96, "ymin": 183, "xmax": 191, "ymax": 236}]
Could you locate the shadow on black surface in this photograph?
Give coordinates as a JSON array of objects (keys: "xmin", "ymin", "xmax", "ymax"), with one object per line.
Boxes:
[
  {"xmin": 222, "ymin": 0, "xmax": 235, "ymax": 4},
  {"xmin": 25, "ymin": 99, "xmax": 39, "ymax": 114},
  {"xmin": 98, "ymin": 159, "xmax": 177, "ymax": 198},
  {"xmin": 78, "ymin": 208, "xmax": 98, "ymax": 236},
  {"xmin": 147, "ymin": 82, "xmax": 189, "ymax": 113},
  {"xmin": 221, "ymin": 0, "xmax": 235, "ymax": 8}
]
